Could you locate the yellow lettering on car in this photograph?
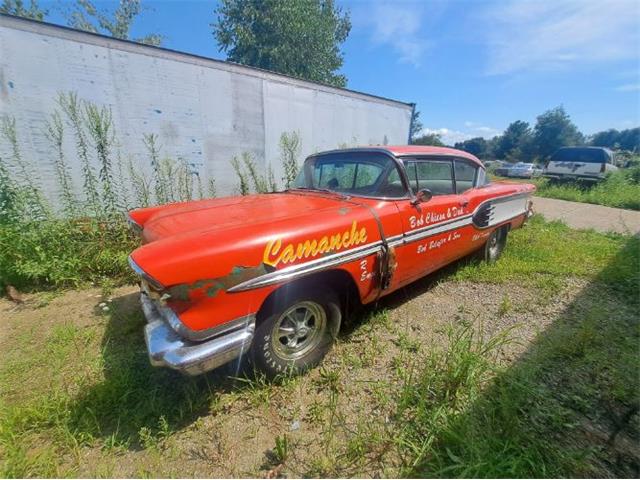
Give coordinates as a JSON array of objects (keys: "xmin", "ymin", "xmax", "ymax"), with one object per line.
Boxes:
[{"xmin": 263, "ymin": 221, "xmax": 368, "ymax": 267}]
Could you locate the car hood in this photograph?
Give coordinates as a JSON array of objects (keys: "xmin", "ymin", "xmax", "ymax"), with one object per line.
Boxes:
[{"xmin": 140, "ymin": 192, "xmax": 351, "ymax": 243}]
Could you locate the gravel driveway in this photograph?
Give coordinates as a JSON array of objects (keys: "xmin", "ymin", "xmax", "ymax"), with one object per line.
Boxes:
[{"xmin": 534, "ymin": 197, "xmax": 640, "ymax": 235}]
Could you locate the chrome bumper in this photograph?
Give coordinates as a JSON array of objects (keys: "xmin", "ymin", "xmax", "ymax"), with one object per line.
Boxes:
[{"xmin": 140, "ymin": 294, "xmax": 255, "ymax": 376}]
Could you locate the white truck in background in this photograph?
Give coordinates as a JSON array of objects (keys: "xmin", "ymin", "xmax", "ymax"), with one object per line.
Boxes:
[{"xmin": 543, "ymin": 147, "xmax": 618, "ymax": 183}]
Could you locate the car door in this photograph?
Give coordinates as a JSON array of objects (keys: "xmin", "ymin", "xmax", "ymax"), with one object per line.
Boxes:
[{"xmin": 392, "ymin": 157, "xmax": 469, "ymax": 284}]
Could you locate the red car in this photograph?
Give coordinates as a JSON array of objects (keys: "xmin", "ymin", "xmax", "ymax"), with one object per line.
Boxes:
[{"xmin": 128, "ymin": 146, "xmax": 535, "ymax": 376}]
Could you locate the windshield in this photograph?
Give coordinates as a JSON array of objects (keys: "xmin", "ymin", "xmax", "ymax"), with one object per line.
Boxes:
[
  {"xmin": 551, "ymin": 148, "xmax": 611, "ymax": 164},
  {"xmin": 292, "ymin": 151, "xmax": 407, "ymax": 198}
]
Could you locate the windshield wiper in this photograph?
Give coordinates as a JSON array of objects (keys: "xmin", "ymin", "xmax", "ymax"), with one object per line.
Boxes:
[{"xmin": 287, "ymin": 187, "xmax": 350, "ymax": 200}]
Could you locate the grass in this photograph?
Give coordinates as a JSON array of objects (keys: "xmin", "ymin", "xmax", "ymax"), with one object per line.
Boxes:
[
  {"xmin": 535, "ymin": 168, "xmax": 640, "ymax": 210},
  {"xmin": 402, "ymin": 239, "xmax": 639, "ymax": 477},
  {"xmin": 452, "ymin": 215, "xmax": 631, "ymax": 294},
  {"xmin": 0, "ymin": 217, "xmax": 638, "ymax": 477}
]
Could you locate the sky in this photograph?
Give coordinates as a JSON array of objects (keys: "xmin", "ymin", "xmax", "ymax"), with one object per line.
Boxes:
[{"xmin": 39, "ymin": 0, "xmax": 640, "ymax": 145}]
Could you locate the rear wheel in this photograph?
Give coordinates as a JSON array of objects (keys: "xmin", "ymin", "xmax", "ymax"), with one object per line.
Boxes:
[
  {"xmin": 251, "ymin": 287, "xmax": 341, "ymax": 378},
  {"xmin": 482, "ymin": 227, "xmax": 508, "ymax": 263}
]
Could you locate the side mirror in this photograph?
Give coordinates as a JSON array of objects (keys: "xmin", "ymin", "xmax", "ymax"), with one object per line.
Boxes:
[{"xmin": 412, "ymin": 188, "xmax": 433, "ymax": 205}]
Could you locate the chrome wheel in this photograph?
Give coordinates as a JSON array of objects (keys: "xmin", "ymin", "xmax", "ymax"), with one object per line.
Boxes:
[{"xmin": 271, "ymin": 301, "xmax": 327, "ymax": 360}]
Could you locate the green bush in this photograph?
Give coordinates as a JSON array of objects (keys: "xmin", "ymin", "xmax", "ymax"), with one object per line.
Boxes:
[{"xmin": 0, "ymin": 218, "xmax": 137, "ymax": 290}]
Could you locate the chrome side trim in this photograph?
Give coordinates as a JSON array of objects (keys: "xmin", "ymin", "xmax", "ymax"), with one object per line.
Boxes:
[
  {"xmin": 403, "ymin": 213, "xmax": 473, "ymax": 238},
  {"xmin": 126, "ymin": 213, "xmax": 142, "ymax": 234},
  {"xmin": 397, "ymin": 216, "xmax": 474, "ymax": 246},
  {"xmin": 140, "ymin": 292, "xmax": 255, "ymax": 342},
  {"xmin": 228, "ymin": 240, "xmax": 383, "ymax": 292},
  {"xmin": 128, "ymin": 256, "xmax": 164, "ymax": 290}
]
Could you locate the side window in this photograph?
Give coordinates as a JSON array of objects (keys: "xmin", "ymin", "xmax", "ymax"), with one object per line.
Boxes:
[
  {"xmin": 415, "ymin": 160, "xmax": 455, "ymax": 195},
  {"xmin": 476, "ymin": 168, "xmax": 490, "ymax": 186},
  {"xmin": 404, "ymin": 161, "xmax": 419, "ymax": 192},
  {"xmin": 454, "ymin": 160, "xmax": 478, "ymax": 193}
]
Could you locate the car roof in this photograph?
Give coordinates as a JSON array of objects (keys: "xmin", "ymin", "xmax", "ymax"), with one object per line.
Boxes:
[
  {"xmin": 313, "ymin": 145, "xmax": 484, "ymax": 168},
  {"xmin": 555, "ymin": 146, "xmax": 612, "ymax": 152},
  {"xmin": 384, "ymin": 145, "xmax": 483, "ymax": 167}
]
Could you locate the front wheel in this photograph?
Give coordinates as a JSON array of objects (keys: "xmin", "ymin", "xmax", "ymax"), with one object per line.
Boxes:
[
  {"xmin": 482, "ymin": 227, "xmax": 508, "ymax": 263},
  {"xmin": 250, "ymin": 287, "xmax": 341, "ymax": 378}
]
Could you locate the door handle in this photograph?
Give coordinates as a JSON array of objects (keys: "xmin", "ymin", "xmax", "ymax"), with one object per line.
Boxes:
[{"xmin": 459, "ymin": 199, "xmax": 469, "ymax": 207}]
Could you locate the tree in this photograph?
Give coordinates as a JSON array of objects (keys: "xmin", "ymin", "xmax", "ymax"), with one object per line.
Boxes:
[
  {"xmin": 68, "ymin": 0, "xmax": 162, "ymax": 46},
  {"xmin": 533, "ymin": 106, "xmax": 584, "ymax": 159},
  {"xmin": 590, "ymin": 129, "xmax": 619, "ymax": 149},
  {"xmin": 409, "ymin": 108, "xmax": 423, "ymax": 144},
  {"xmin": 494, "ymin": 120, "xmax": 531, "ymax": 161},
  {"xmin": 0, "ymin": 0, "xmax": 46, "ymax": 20},
  {"xmin": 618, "ymin": 128, "xmax": 640, "ymax": 151},
  {"xmin": 413, "ymin": 133, "xmax": 444, "ymax": 147},
  {"xmin": 590, "ymin": 127, "xmax": 640, "ymax": 151},
  {"xmin": 454, "ymin": 137, "xmax": 489, "ymax": 158},
  {"xmin": 213, "ymin": 0, "xmax": 351, "ymax": 87}
]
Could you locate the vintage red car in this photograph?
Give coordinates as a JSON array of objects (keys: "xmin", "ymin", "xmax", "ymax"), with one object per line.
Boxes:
[{"xmin": 127, "ymin": 146, "xmax": 535, "ymax": 377}]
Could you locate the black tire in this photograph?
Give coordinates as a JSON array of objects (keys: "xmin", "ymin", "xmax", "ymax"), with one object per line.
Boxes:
[
  {"xmin": 250, "ymin": 286, "xmax": 341, "ymax": 378},
  {"xmin": 482, "ymin": 226, "xmax": 508, "ymax": 263}
]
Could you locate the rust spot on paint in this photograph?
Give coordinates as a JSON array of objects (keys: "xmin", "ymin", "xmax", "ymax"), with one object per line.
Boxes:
[{"xmin": 168, "ymin": 263, "xmax": 273, "ymax": 300}]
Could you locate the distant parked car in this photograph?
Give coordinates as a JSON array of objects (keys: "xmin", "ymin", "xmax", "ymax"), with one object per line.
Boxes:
[
  {"xmin": 492, "ymin": 161, "xmax": 512, "ymax": 177},
  {"xmin": 544, "ymin": 147, "xmax": 618, "ymax": 182},
  {"xmin": 508, "ymin": 162, "xmax": 542, "ymax": 179}
]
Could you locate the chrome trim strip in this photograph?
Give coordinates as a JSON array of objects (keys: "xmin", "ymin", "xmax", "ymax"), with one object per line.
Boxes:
[
  {"xmin": 140, "ymin": 292, "xmax": 255, "ymax": 342},
  {"xmin": 128, "ymin": 255, "xmax": 146, "ymax": 277},
  {"xmin": 126, "ymin": 213, "xmax": 142, "ymax": 234},
  {"xmin": 228, "ymin": 240, "xmax": 384, "ymax": 292},
  {"xmin": 399, "ymin": 216, "xmax": 474, "ymax": 245},
  {"xmin": 128, "ymin": 256, "xmax": 164, "ymax": 290},
  {"xmin": 404, "ymin": 213, "xmax": 473, "ymax": 238}
]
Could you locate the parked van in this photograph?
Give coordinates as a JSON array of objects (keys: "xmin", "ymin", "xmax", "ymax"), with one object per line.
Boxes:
[{"xmin": 544, "ymin": 147, "xmax": 617, "ymax": 182}]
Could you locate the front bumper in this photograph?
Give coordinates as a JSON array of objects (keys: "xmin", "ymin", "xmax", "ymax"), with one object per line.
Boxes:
[{"xmin": 140, "ymin": 294, "xmax": 255, "ymax": 375}]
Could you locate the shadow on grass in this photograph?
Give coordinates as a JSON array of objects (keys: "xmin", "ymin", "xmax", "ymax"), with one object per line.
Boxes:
[
  {"xmin": 402, "ymin": 236, "xmax": 640, "ymax": 478},
  {"xmin": 66, "ymin": 292, "xmax": 254, "ymax": 450}
]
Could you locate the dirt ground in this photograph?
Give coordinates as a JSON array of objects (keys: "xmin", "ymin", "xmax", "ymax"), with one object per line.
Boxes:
[{"xmin": 4, "ymin": 269, "xmax": 623, "ymax": 478}]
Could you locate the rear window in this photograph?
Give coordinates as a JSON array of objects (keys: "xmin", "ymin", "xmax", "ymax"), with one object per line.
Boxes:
[{"xmin": 551, "ymin": 148, "xmax": 610, "ymax": 164}]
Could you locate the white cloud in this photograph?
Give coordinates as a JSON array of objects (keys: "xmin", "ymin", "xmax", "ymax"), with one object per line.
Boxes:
[
  {"xmin": 473, "ymin": 126, "xmax": 501, "ymax": 136},
  {"xmin": 483, "ymin": 0, "xmax": 640, "ymax": 75},
  {"xmin": 362, "ymin": 1, "xmax": 430, "ymax": 66},
  {"xmin": 615, "ymin": 83, "xmax": 640, "ymax": 92},
  {"xmin": 421, "ymin": 128, "xmax": 471, "ymax": 145},
  {"xmin": 422, "ymin": 124, "xmax": 502, "ymax": 145}
]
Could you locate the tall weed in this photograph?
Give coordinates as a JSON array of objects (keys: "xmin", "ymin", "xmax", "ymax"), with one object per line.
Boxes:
[
  {"xmin": 58, "ymin": 92, "xmax": 101, "ymax": 217},
  {"xmin": 44, "ymin": 112, "xmax": 77, "ymax": 217},
  {"xmin": 280, "ymin": 131, "xmax": 301, "ymax": 188},
  {"xmin": 230, "ymin": 152, "xmax": 276, "ymax": 195},
  {"xmin": 84, "ymin": 102, "xmax": 118, "ymax": 214},
  {"xmin": 0, "ymin": 116, "xmax": 50, "ymax": 220}
]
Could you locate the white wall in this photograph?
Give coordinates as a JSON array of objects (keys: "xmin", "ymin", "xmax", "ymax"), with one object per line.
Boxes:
[{"xmin": 0, "ymin": 15, "xmax": 413, "ymax": 203}]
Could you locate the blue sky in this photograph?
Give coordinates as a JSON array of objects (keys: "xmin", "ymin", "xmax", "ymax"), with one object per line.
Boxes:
[{"xmin": 41, "ymin": 0, "xmax": 640, "ymax": 144}]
